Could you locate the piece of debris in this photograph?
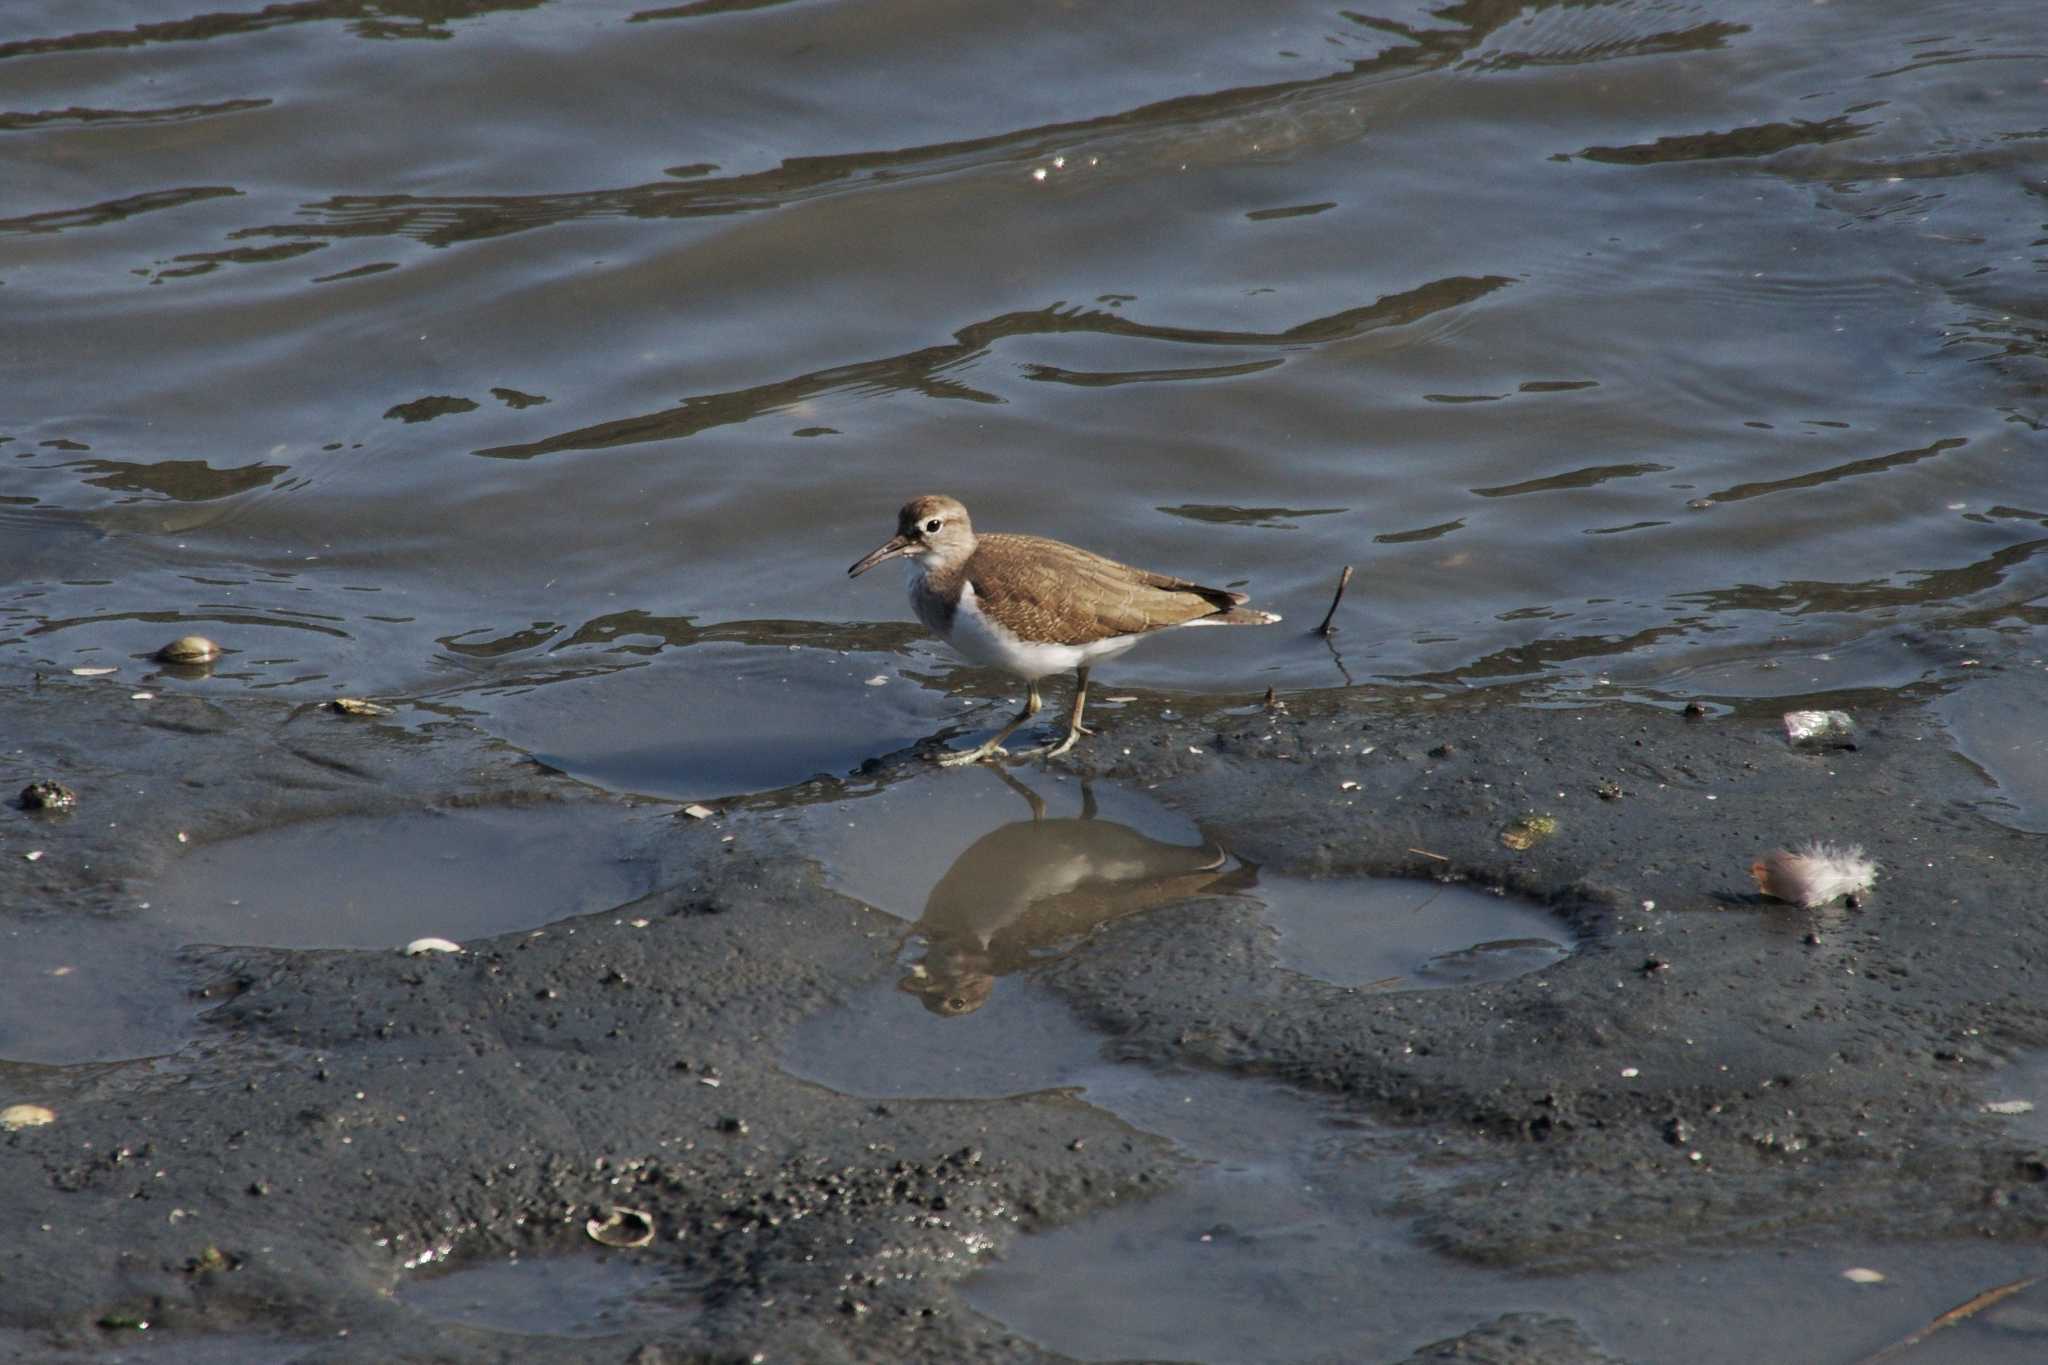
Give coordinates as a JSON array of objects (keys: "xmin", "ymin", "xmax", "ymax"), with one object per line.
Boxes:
[
  {"xmin": 0, "ymin": 1104, "xmax": 56, "ymax": 1131},
  {"xmin": 1750, "ymin": 842, "xmax": 1878, "ymax": 908},
  {"xmin": 1315, "ymin": 565, "xmax": 1353, "ymax": 636},
  {"xmin": 156, "ymin": 635, "xmax": 221, "ymax": 665},
  {"xmin": 401, "ymin": 937, "xmax": 462, "ymax": 956},
  {"xmin": 682, "ymin": 803, "xmax": 716, "ymax": 820},
  {"xmin": 23, "ymin": 851, "xmax": 44, "ymax": 862},
  {"xmin": 1682, "ymin": 700, "xmax": 1709, "ymax": 719},
  {"xmin": 69, "ymin": 666, "xmax": 117, "ymax": 677},
  {"xmin": 1983, "ymin": 1099, "xmax": 2035, "ymax": 1116},
  {"xmin": 328, "ymin": 697, "xmax": 394, "ymax": 717},
  {"xmin": 585, "ymin": 1207, "xmax": 656, "ymax": 1248},
  {"xmin": 1783, "ymin": 709, "xmax": 1856, "ymax": 750},
  {"xmin": 19, "ymin": 781, "xmax": 76, "ymax": 811},
  {"xmin": 864, "ymin": 675, "xmax": 888, "ymax": 686},
  {"xmin": 1596, "ymin": 779, "xmax": 1623, "ymax": 800},
  {"xmin": 1842, "ymin": 1267, "xmax": 1886, "ymax": 1284},
  {"xmin": 1500, "ymin": 815, "xmax": 1558, "ymax": 851}
]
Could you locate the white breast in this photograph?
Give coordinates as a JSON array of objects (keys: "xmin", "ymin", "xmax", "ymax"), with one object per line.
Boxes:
[{"xmin": 925, "ymin": 577, "xmax": 1143, "ymax": 681}]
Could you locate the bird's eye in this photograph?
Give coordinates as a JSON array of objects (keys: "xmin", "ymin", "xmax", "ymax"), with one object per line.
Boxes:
[{"xmin": 923, "ymin": 518, "xmax": 942, "ymax": 533}]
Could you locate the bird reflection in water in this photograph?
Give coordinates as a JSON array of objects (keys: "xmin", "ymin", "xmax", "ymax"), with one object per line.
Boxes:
[{"xmin": 900, "ymin": 769, "xmax": 1253, "ymax": 1016}]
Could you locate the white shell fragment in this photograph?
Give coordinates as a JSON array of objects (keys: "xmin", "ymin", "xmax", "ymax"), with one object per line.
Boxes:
[
  {"xmin": 1783, "ymin": 709, "xmax": 1856, "ymax": 749},
  {"xmin": 1750, "ymin": 842, "xmax": 1878, "ymax": 908},
  {"xmin": 585, "ymin": 1207, "xmax": 656, "ymax": 1248},
  {"xmin": 682, "ymin": 804, "xmax": 716, "ymax": 820},
  {"xmin": 329, "ymin": 697, "xmax": 394, "ymax": 717},
  {"xmin": 1842, "ymin": 1267, "xmax": 1886, "ymax": 1284},
  {"xmin": 402, "ymin": 937, "xmax": 462, "ymax": 956},
  {"xmin": 1984, "ymin": 1099, "xmax": 2035, "ymax": 1116},
  {"xmin": 70, "ymin": 666, "xmax": 117, "ymax": 677},
  {"xmin": 0, "ymin": 1104, "xmax": 57, "ymax": 1130}
]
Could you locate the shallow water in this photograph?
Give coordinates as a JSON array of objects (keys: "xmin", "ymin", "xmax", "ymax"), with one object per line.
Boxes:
[{"xmin": 6, "ymin": 0, "xmax": 2044, "ymax": 735}]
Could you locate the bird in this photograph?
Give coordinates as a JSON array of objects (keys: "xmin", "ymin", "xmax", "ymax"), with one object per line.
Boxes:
[{"xmin": 848, "ymin": 493, "xmax": 1281, "ymax": 765}]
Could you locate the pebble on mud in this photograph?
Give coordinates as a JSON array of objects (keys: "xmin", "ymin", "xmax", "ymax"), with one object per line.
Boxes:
[
  {"xmin": 156, "ymin": 635, "xmax": 221, "ymax": 665},
  {"xmin": 0, "ymin": 1104, "xmax": 57, "ymax": 1131},
  {"xmin": 19, "ymin": 781, "xmax": 77, "ymax": 811},
  {"xmin": 1783, "ymin": 709, "xmax": 1857, "ymax": 750}
]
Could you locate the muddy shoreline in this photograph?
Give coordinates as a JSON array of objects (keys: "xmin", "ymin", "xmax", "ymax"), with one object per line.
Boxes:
[{"xmin": 3, "ymin": 639, "xmax": 2046, "ymax": 1363}]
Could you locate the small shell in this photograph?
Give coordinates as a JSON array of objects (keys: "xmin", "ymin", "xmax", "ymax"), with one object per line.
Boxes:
[
  {"xmin": 329, "ymin": 697, "xmax": 394, "ymax": 717},
  {"xmin": 157, "ymin": 635, "xmax": 221, "ymax": 665},
  {"xmin": 0, "ymin": 1103, "xmax": 56, "ymax": 1131},
  {"xmin": 402, "ymin": 937, "xmax": 462, "ymax": 956},
  {"xmin": 585, "ymin": 1207, "xmax": 655, "ymax": 1248}
]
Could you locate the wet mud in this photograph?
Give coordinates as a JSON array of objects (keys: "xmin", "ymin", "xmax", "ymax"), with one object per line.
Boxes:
[{"xmin": 4, "ymin": 635, "xmax": 2048, "ymax": 1362}]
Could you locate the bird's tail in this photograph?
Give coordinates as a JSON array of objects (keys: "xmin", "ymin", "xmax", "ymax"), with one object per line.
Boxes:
[{"xmin": 1188, "ymin": 607, "xmax": 1283, "ymax": 627}]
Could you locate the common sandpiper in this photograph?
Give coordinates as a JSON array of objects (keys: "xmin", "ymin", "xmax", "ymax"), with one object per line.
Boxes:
[{"xmin": 848, "ymin": 494, "xmax": 1281, "ymax": 764}]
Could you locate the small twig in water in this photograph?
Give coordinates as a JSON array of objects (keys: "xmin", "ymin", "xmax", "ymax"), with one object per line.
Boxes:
[
  {"xmin": 1315, "ymin": 565, "xmax": 1354, "ymax": 637},
  {"xmin": 1407, "ymin": 847, "xmax": 1450, "ymax": 862},
  {"xmin": 1850, "ymin": 1273, "xmax": 2044, "ymax": 1365}
]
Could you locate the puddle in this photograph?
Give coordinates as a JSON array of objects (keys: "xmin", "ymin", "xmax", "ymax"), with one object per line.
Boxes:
[
  {"xmin": 1937, "ymin": 670, "xmax": 2048, "ymax": 834},
  {"xmin": 969, "ymin": 1182, "xmax": 2048, "ymax": 1365},
  {"xmin": 399, "ymin": 1254, "xmax": 696, "ymax": 1339},
  {"xmin": 1254, "ymin": 874, "xmax": 1572, "ymax": 989},
  {"xmin": 785, "ymin": 769, "xmax": 1573, "ymax": 1092},
  {"xmin": 476, "ymin": 641, "xmax": 950, "ymax": 801},
  {"xmin": 149, "ymin": 804, "xmax": 656, "ymax": 949},
  {"xmin": 0, "ymin": 916, "xmax": 203, "ymax": 1064}
]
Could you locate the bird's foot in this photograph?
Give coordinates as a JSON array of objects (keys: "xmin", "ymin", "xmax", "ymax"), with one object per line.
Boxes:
[
  {"xmin": 1019, "ymin": 725, "xmax": 1091, "ymax": 762},
  {"xmin": 936, "ymin": 742, "xmax": 1010, "ymax": 767}
]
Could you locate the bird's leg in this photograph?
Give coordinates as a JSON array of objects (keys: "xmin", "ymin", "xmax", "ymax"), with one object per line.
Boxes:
[
  {"xmin": 938, "ymin": 681, "xmax": 1041, "ymax": 766},
  {"xmin": 1026, "ymin": 666, "xmax": 1093, "ymax": 760}
]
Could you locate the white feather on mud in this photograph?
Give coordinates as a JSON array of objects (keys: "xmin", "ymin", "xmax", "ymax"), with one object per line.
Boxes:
[{"xmin": 1750, "ymin": 841, "xmax": 1878, "ymax": 908}]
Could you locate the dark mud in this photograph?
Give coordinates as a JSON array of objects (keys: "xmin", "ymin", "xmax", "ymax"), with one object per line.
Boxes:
[{"xmin": 3, "ymin": 633, "xmax": 2047, "ymax": 1362}]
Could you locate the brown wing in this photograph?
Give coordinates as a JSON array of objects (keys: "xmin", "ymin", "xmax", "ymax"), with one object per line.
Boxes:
[{"xmin": 970, "ymin": 533, "xmax": 1247, "ymax": 646}]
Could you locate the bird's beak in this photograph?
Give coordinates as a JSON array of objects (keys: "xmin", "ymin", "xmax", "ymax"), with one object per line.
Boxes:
[{"xmin": 848, "ymin": 533, "xmax": 914, "ymax": 578}]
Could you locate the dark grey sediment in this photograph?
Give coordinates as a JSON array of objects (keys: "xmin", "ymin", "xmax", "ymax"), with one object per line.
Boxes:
[{"xmin": 3, "ymin": 640, "xmax": 2046, "ymax": 1362}]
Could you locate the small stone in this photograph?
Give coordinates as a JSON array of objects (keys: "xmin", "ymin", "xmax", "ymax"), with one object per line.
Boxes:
[
  {"xmin": 682, "ymin": 804, "xmax": 716, "ymax": 820},
  {"xmin": 19, "ymin": 781, "xmax": 76, "ymax": 811},
  {"xmin": 1597, "ymin": 779, "xmax": 1624, "ymax": 800},
  {"xmin": 1428, "ymin": 742, "xmax": 1455, "ymax": 759},
  {"xmin": 1842, "ymin": 1267, "xmax": 1886, "ymax": 1284},
  {"xmin": 1682, "ymin": 700, "xmax": 1708, "ymax": 719},
  {"xmin": 401, "ymin": 937, "xmax": 461, "ymax": 956},
  {"xmin": 328, "ymin": 697, "xmax": 393, "ymax": 717},
  {"xmin": 156, "ymin": 635, "xmax": 221, "ymax": 665},
  {"xmin": 1783, "ymin": 709, "xmax": 1856, "ymax": 750}
]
